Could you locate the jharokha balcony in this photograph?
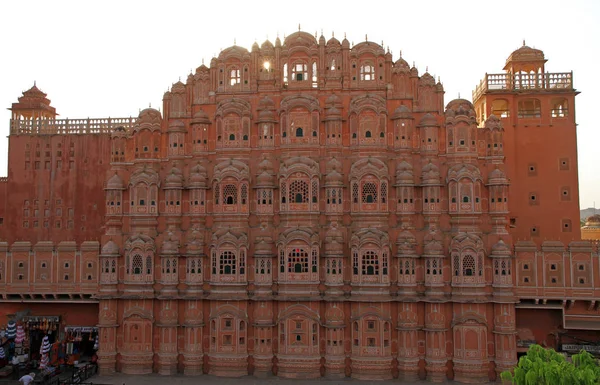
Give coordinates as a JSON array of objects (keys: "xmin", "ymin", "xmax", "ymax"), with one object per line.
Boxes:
[{"xmin": 472, "ymin": 72, "xmax": 573, "ymax": 101}]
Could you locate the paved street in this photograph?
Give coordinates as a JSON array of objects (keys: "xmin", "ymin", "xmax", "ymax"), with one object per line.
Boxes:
[{"xmin": 89, "ymin": 373, "xmax": 491, "ymax": 385}]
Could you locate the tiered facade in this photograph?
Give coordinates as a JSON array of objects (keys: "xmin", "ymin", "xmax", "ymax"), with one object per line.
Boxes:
[{"xmin": 1, "ymin": 31, "xmax": 598, "ymax": 383}]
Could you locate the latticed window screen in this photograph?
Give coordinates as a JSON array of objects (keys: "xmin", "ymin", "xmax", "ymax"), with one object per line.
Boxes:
[
  {"xmin": 453, "ymin": 255, "xmax": 460, "ymax": 276},
  {"xmin": 427, "ymin": 259, "xmax": 441, "ymax": 275},
  {"xmin": 145, "ymin": 256, "xmax": 152, "ymax": 275},
  {"xmin": 401, "ymin": 259, "xmax": 414, "ymax": 275},
  {"xmin": 361, "ymin": 182, "xmax": 378, "ymax": 203},
  {"xmin": 462, "ymin": 255, "xmax": 476, "ymax": 276},
  {"xmin": 289, "ymin": 180, "xmax": 309, "ymax": 203},
  {"xmin": 311, "ymin": 249, "xmax": 318, "ymax": 272},
  {"xmin": 223, "ymin": 184, "xmax": 238, "ymax": 205},
  {"xmin": 288, "ymin": 248, "xmax": 309, "ymax": 273},
  {"xmin": 241, "ymin": 184, "xmax": 248, "ymax": 204},
  {"xmin": 220, "ymin": 251, "xmax": 236, "ymax": 274},
  {"xmin": 352, "ymin": 183, "xmax": 359, "ymax": 203},
  {"xmin": 381, "ymin": 182, "xmax": 387, "ymax": 203},
  {"xmin": 478, "ymin": 255, "xmax": 484, "ymax": 276},
  {"xmin": 111, "ymin": 260, "xmax": 116, "ymax": 273},
  {"xmin": 214, "ymin": 184, "xmax": 220, "ymax": 205},
  {"xmin": 311, "ymin": 180, "xmax": 318, "ymax": 203},
  {"xmin": 281, "ymin": 182, "xmax": 287, "ymax": 203},
  {"xmin": 353, "ymin": 251, "xmax": 359, "ymax": 274},
  {"xmin": 362, "ymin": 250, "xmax": 379, "ymax": 275}
]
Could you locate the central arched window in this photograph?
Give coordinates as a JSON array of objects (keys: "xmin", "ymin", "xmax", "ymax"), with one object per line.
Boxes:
[
  {"xmin": 220, "ymin": 250, "xmax": 237, "ymax": 274},
  {"xmin": 452, "ymin": 252, "xmax": 484, "ymax": 286},
  {"xmin": 277, "ymin": 231, "xmax": 320, "ymax": 283},
  {"xmin": 280, "ymin": 175, "xmax": 319, "ymax": 212},
  {"xmin": 292, "ymin": 62, "xmax": 308, "ymax": 81},
  {"xmin": 289, "ymin": 179, "xmax": 309, "ymax": 203},
  {"xmin": 229, "ymin": 67, "xmax": 240, "ymax": 86},
  {"xmin": 351, "ymin": 233, "xmax": 390, "ymax": 285},
  {"xmin": 360, "ymin": 62, "xmax": 375, "ymax": 81},
  {"xmin": 351, "ymin": 176, "xmax": 387, "ymax": 212},
  {"xmin": 132, "ymin": 254, "xmax": 143, "ymax": 275}
]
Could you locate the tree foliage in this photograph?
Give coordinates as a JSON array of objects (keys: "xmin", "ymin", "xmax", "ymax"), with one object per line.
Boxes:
[{"xmin": 501, "ymin": 344, "xmax": 600, "ymax": 385}]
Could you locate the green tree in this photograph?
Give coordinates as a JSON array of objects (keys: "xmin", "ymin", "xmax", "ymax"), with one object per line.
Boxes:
[{"xmin": 501, "ymin": 344, "xmax": 600, "ymax": 385}]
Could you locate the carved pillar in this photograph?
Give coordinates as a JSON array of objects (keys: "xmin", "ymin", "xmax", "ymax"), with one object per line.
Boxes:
[
  {"xmin": 396, "ymin": 302, "xmax": 419, "ymax": 381},
  {"xmin": 97, "ymin": 299, "xmax": 118, "ymax": 374},
  {"xmin": 252, "ymin": 301, "xmax": 274, "ymax": 377},
  {"xmin": 182, "ymin": 300, "xmax": 204, "ymax": 375},
  {"xmin": 424, "ymin": 303, "xmax": 448, "ymax": 383},
  {"xmin": 324, "ymin": 302, "xmax": 345, "ymax": 378},
  {"xmin": 493, "ymin": 303, "xmax": 517, "ymax": 379},
  {"xmin": 157, "ymin": 300, "xmax": 178, "ymax": 375}
]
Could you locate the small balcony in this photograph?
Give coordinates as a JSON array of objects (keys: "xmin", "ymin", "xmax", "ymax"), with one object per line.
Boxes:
[{"xmin": 473, "ymin": 72, "xmax": 573, "ymax": 101}]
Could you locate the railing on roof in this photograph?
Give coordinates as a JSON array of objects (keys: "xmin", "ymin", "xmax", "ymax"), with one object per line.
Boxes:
[
  {"xmin": 9, "ymin": 117, "xmax": 137, "ymax": 135},
  {"xmin": 473, "ymin": 72, "xmax": 573, "ymax": 101},
  {"xmin": 0, "ymin": 177, "xmax": 7, "ymax": 183}
]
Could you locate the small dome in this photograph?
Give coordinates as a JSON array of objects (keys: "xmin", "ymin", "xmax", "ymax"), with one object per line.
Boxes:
[
  {"xmin": 254, "ymin": 237, "xmax": 273, "ymax": 256},
  {"xmin": 395, "ymin": 161, "xmax": 414, "ymax": 186},
  {"xmin": 188, "ymin": 162, "xmax": 208, "ymax": 188},
  {"xmin": 165, "ymin": 166, "xmax": 183, "ymax": 189},
  {"xmin": 259, "ymin": 96, "xmax": 275, "ymax": 108},
  {"xmin": 484, "ymin": 114, "xmax": 503, "ymax": 131},
  {"xmin": 419, "ymin": 113, "xmax": 438, "ymax": 126},
  {"xmin": 258, "ymin": 109, "xmax": 275, "ymax": 121},
  {"xmin": 491, "ymin": 239, "xmax": 511, "ymax": 257},
  {"xmin": 101, "ymin": 240, "xmax": 120, "ymax": 256},
  {"xmin": 106, "ymin": 173, "xmax": 124, "ymax": 190},
  {"xmin": 342, "ymin": 36, "xmax": 350, "ymax": 48},
  {"xmin": 261, "ymin": 39, "xmax": 274, "ymax": 51},
  {"xmin": 161, "ymin": 232, "xmax": 179, "ymax": 255},
  {"xmin": 326, "ymin": 94, "xmax": 340, "ymax": 105},
  {"xmin": 325, "ymin": 305, "xmax": 344, "ymax": 326},
  {"xmin": 256, "ymin": 170, "xmax": 275, "ymax": 188},
  {"xmin": 251, "ymin": 41, "xmax": 260, "ymax": 52},
  {"xmin": 391, "ymin": 105, "xmax": 412, "ymax": 120},
  {"xmin": 168, "ymin": 120, "xmax": 186, "ymax": 133},
  {"xmin": 327, "ymin": 36, "xmax": 341, "ymax": 46},
  {"xmin": 504, "ymin": 44, "xmax": 546, "ymax": 71},
  {"xmin": 396, "ymin": 230, "xmax": 417, "ymax": 257},
  {"xmin": 421, "ymin": 162, "xmax": 441, "ymax": 185},
  {"xmin": 254, "ymin": 302, "xmax": 274, "ymax": 325},
  {"xmin": 191, "ymin": 109, "xmax": 211, "ymax": 125},
  {"xmin": 445, "ymin": 99, "xmax": 475, "ymax": 118},
  {"xmin": 488, "ymin": 168, "xmax": 508, "ymax": 185},
  {"xmin": 171, "ymin": 81, "xmax": 186, "ymax": 93},
  {"xmin": 324, "ymin": 223, "xmax": 344, "ymax": 256},
  {"xmin": 419, "ymin": 72, "xmax": 435, "ymax": 86},
  {"xmin": 423, "ymin": 230, "xmax": 443, "ymax": 256},
  {"xmin": 186, "ymin": 226, "xmax": 205, "ymax": 255},
  {"xmin": 394, "ymin": 57, "xmax": 410, "ymax": 70},
  {"xmin": 410, "ymin": 65, "xmax": 418, "ymax": 76},
  {"xmin": 584, "ymin": 215, "xmax": 600, "ymax": 228}
]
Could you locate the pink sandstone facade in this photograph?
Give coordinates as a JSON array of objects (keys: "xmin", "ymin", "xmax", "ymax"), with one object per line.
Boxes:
[{"xmin": 0, "ymin": 31, "xmax": 598, "ymax": 382}]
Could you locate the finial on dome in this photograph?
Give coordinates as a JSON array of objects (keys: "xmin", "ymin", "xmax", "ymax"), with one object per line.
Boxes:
[
  {"xmin": 321, "ymin": 28, "xmax": 323, "ymax": 36},
  {"xmin": 332, "ymin": 31, "xmax": 334, "ymax": 37},
  {"xmin": 365, "ymin": 34, "xmax": 368, "ymax": 41},
  {"xmin": 399, "ymin": 50, "xmax": 402, "ymax": 58},
  {"xmin": 412, "ymin": 61, "xmax": 415, "ymax": 67},
  {"xmin": 381, "ymin": 40, "xmax": 384, "ymax": 46},
  {"xmin": 458, "ymin": 92, "xmax": 461, "ymax": 98},
  {"xmin": 149, "ymin": 103, "xmax": 151, "ymax": 108},
  {"xmin": 315, "ymin": 31, "xmax": 317, "ymax": 38},
  {"xmin": 438, "ymin": 76, "xmax": 441, "ymax": 82},
  {"xmin": 234, "ymin": 38, "xmax": 236, "ymax": 45},
  {"xmin": 344, "ymin": 32, "xmax": 346, "ymax": 39},
  {"xmin": 523, "ymin": 39, "xmax": 526, "ymax": 46},
  {"xmin": 298, "ymin": 23, "xmax": 301, "ymax": 31},
  {"xmin": 202, "ymin": 58, "xmax": 204, "ymax": 64},
  {"xmin": 34, "ymin": 80, "xmax": 36, "ymax": 87},
  {"xmin": 426, "ymin": 66, "xmax": 428, "ymax": 72}
]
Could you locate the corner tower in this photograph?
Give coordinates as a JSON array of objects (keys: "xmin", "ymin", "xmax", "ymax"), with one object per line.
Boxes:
[{"xmin": 473, "ymin": 43, "xmax": 580, "ymax": 243}]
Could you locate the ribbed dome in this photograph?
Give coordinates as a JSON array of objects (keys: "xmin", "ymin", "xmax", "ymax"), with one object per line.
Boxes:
[
  {"xmin": 168, "ymin": 120, "xmax": 186, "ymax": 132},
  {"xmin": 419, "ymin": 113, "xmax": 438, "ymax": 126},
  {"xmin": 164, "ymin": 166, "xmax": 184, "ymax": 189},
  {"xmin": 421, "ymin": 162, "xmax": 440, "ymax": 185},
  {"xmin": 325, "ymin": 305, "xmax": 344, "ymax": 326},
  {"xmin": 423, "ymin": 229, "xmax": 443, "ymax": 256},
  {"xmin": 191, "ymin": 109, "xmax": 211, "ymax": 125},
  {"xmin": 161, "ymin": 232, "xmax": 179, "ymax": 255},
  {"xmin": 186, "ymin": 227, "xmax": 205, "ymax": 255},
  {"xmin": 391, "ymin": 105, "xmax": 412, "ymax": 120},
  {"xmin": 584, "ymin": 215, "xmax": 600, "ymax": 228},
  {"xmin": 395, "ymin": 161, "xmax": 414, "ymax": 186},
  {"xmin": 396, "ymin": 230, "xmax": 417, "ymax": 257},
  {"xmin": 255, "ymin": 158, "xmax": 275, "ymax": 188},
  {"xmin": 187, "ymin": 162, "xmax": 208, "ymax": 189},
  {"xmin": 254, "ymin": 237, "xmax": 274, "ymax": 256},
  {"xmin": 106, "ymin": 173, "xmax": 124, "ymax": 190},
  {"xmin": 394, "ymin": 57, "xmax": 410, "ymax": 70},
  {"xmin": 491, "ymin": 239, "xmax": 511, "ymax": 257},
  {"xmin": 488, "ymin": 168, "xmax": 509, "ymax": 185},
  {"xmin": 101, "ymin": 240, "xmax": 120, "ymax": 256},
  {"xmin": 324, "ymin": 223, "xmax": 344, "ymax": 256}
]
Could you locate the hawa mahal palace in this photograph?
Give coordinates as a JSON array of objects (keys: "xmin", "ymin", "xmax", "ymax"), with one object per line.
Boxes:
[{"xmin": 0, "ymin": 30, "xmax": 598, "ymax": 383}]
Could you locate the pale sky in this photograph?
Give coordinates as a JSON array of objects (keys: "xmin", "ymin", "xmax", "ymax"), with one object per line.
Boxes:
[{"xmin": 1, "ymin": 0, "xmax": 598, "ymax": 208}]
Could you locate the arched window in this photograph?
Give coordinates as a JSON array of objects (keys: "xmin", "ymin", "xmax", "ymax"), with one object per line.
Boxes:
[
  {"xmin": 132, "ymin": 254, "xmax": 143, "ymax": 275},
  {"xmin": 220, "ymin": 251, "xmax": 236, "ymax": 275},
  {"xmin": 312, "ymin": 61, "xmax": 318, "ymax": 87},
  {"xmin": 229, "ymin": 67, "xmax": 241, "ymax": 86},
  {"xmin": 288, "ymin": 179, "xmax": 309, "ymax": 204},
  {"xmin": 283, "ymin": 63, "xmax": 288, "ymax": 84},
  {"xmin": 295, "ymin": 127, "xmax": 304, "ymax": 137},
  {"xmin": 518, "ymin": 98, "xmax": 541, "ymax": 118},
  {"xmin": 551, "ymin": 98, "xmax": 569, "ymax": 118},
  {"xmin": 360, "ymin": 62, "xmax": 375, "ymax": 81},
  {"xmin": 292, "ymin": 62, "xmax": 308, "ymax": 81}
]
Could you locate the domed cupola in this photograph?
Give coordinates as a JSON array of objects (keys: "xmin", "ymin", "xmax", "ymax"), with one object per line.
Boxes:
[
  {"xmin": 106, "ymin": 173, "xmax": 125, "ymax": 190},
  {"xmin": 395, "ymin": 161, "xmax": 414, "ymax": 186},
  {"xmin": 187, "ymin": 162, "xmax": 208, "ymax": 189},
  {"xmin": 164, "ymin": 165, "xmax": 184, "ymax": 189},
  {"xmin": 325, "ymin": 157, "xmax": 344, "ymax": 188},
  {"xmin": 396, "ymin": 230, "xmax": 417, "ymax": 258}
]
